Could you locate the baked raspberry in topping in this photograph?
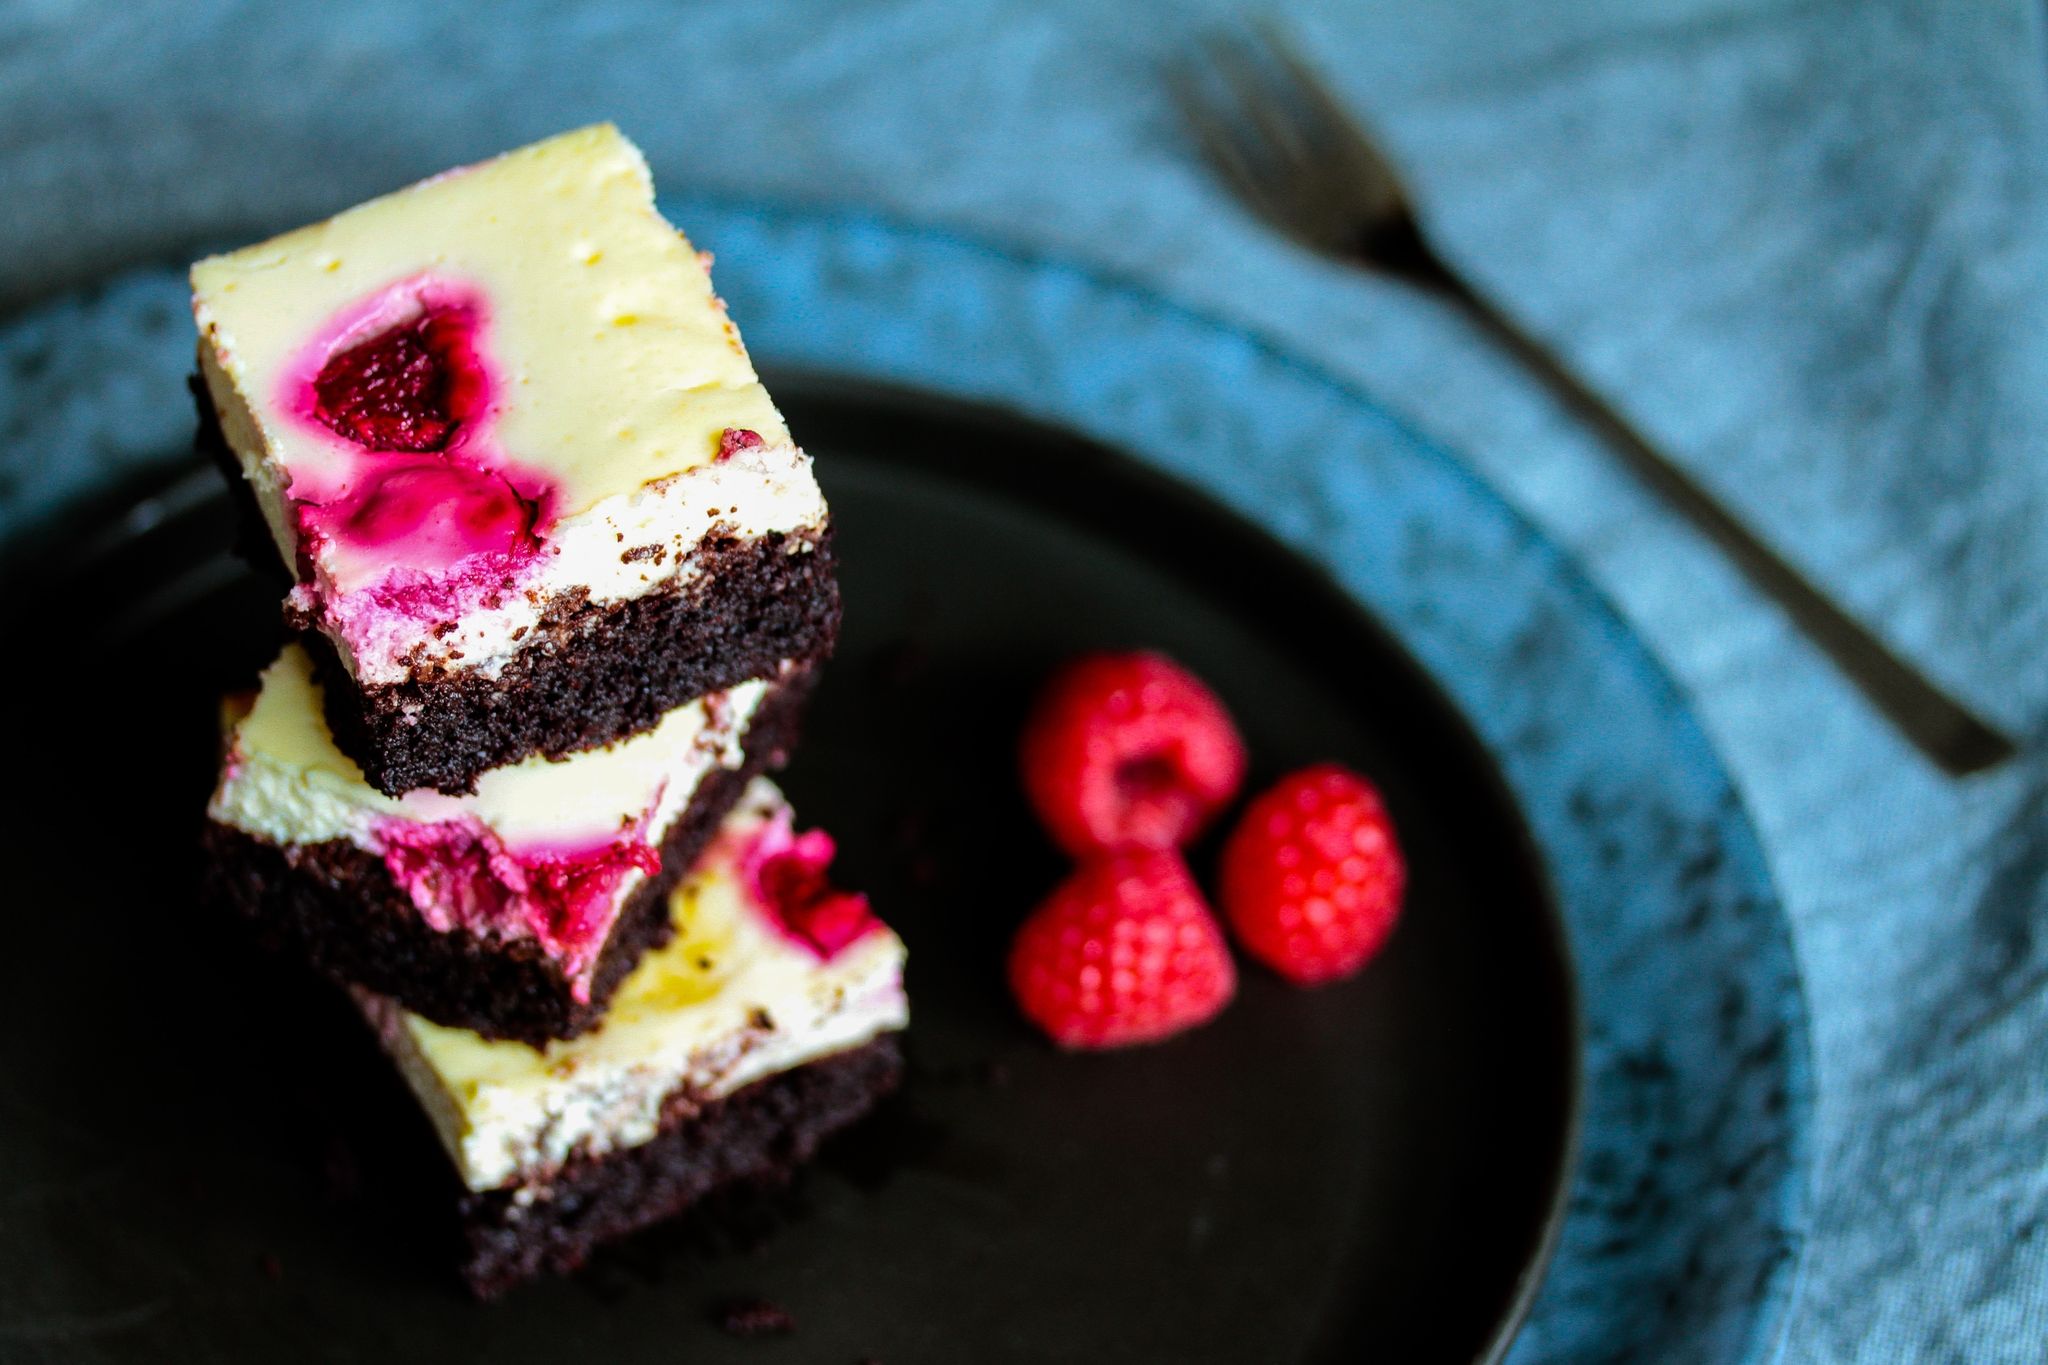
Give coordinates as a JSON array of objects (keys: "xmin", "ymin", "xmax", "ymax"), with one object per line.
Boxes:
[
  {"xmin": 312, "ymin": 306, "xmax": 485, "ymax": 452},
  {"xmin": 277, "ymin": 279, "xmax": 562, "ymax": 592},
  {"xmin": 1007, "ymin": 849, "xmax": 1236, "ymax": 1050},
  {"xmin": 522, "ymin": 843, "xmax": 664, "ymax": 954},
  {"xmin": 328, "ymin": 458, "xmax": 537, "ymax": 552},
  {"xmin": 743, "ymin": 820, "xmax": 879, "ymax": 960},
  {"xmin": 375, "ymin": 817, "xmax": 661, "ymax": 993},
  {"xmin": 1020, "ymin": 651, "xmax": 1247, "ymax": 857},
  {"xmin": 1219, "ymin": 764, "xmax": 1406, "ymax": 986},
  {"xmin": 716, "ymin": 427, "xmax": 765, "ymax": 461}
]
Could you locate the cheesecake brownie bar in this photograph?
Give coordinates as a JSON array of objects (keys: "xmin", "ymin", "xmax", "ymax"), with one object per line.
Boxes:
[
  {"xmin": 190, "ymin": 124, "xmax": 838, "ymax": 795},
  {"xmin": 206, "ymin": 645, "xmax": 811, "ymax": 1044},
  {"xmin": 353, "ymin": 781, "xmax": 908, "ymax": 1296}
]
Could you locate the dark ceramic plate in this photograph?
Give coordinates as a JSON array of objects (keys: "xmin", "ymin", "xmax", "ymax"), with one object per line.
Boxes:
[
  {"xmin": 0, "ymin": 372, "xmax": 1574, "ymax": 1365},
  {"xmin": 0, "ymin": 201, "xmax": 1809, "ymax": 1365}
]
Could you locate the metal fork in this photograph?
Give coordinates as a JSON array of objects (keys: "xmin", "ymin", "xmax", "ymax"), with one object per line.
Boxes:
[{"xmin": 1171, "ymin": 24, "xmax": 2015, "ymax": 777}]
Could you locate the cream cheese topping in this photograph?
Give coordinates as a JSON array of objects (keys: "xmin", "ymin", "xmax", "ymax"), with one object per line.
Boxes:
[
  {"xmin": 313, "ymin": 439, "xmax": 826, "ymax": 685},
  {"xmin": 209, "ymin": 643, "xmax": 769, "ymax": 854},
  {"xmin": 362, "ymin": 781, "xmax": 909, "ymax": 1192},
  {"xmin": 190, "ymin": 123, "xmax": 825, "ymax": 685}
]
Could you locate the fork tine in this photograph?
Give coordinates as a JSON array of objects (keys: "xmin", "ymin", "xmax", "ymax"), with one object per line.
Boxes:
[
  {"xmin": 1198, "ymin": 28, "xmax": 1319, "ymax": 174},
  {"xmin": 1166, "ymin": 56, "xmax": 1291, "ymax": 226},
  {"xmin": 1248, "ymin": 18, "xmax": 1415, "ymax": 211},
  {"xmin": 1172, "ymin": 19, "xmax": 1425, "ymax": 260}
]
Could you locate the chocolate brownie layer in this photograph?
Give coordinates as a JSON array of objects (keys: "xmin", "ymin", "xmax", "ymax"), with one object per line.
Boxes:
[
  {"xmin": 309, "ymin": 528, "xmax": 839, "ymax": 795},
  {"xmin": 459, "ymin": 1036, "xmax": 904, "ymax": 1298},
  {"xmin": 203, "ymin": 671, "xmax": 812, "ymax": 1046},
  {"xmin": 193, "ymin": 381, "xmax": 840, "ymax": 797}
]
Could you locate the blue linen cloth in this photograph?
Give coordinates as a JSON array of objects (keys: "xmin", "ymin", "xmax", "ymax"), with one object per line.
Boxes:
[{"xmin": 1, "ymin": 1, "xmax": 2043, "ymax": 1358}]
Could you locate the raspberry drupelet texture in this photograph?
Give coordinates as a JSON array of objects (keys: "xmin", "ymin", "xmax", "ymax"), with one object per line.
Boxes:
[
  {"xmin": 1007, "ymin": 849, "xmax": 1236, "ymax": 1049},
  {"xmin": 1219, "ymin": 764, "xmax": 1406, "ymax": 986},
  {"xmin": 1019, "ymin": 651, "xmax": 1247, "ymax": 857},
  {"xmin": 311, "ymin": 305, "xmax": 485, "ymax": 452}
]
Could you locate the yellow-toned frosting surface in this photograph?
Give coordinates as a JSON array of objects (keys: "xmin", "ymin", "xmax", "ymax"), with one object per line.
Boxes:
[{"xmin": 192, "ymin": 123, "xmax": 787, "ymax": 521}]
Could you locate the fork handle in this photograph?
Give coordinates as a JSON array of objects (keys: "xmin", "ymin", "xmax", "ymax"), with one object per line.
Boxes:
[{"xmin": 1431, "ymin": 271, "xmax": 2015, "ymax": 776}]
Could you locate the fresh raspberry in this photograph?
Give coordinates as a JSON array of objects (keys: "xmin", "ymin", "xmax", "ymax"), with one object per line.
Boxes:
[
  {"xmin": 312, "ymin": 307, "xmax": 482, "ymax": 451},
  {"xmin": 1019, "ymin": 651, "xmax": 1247, "ymax": 857},
  {"xmin": 1219, "ymin": 764, "xmax": 1406, "ymax": 985},
  {"xmin": 1007, "ymin": 850, "xmax": 1236, "ymax": 1049}
]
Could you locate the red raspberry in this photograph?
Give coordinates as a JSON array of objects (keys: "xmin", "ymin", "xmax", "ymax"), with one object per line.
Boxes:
[
  {"xmin": 1019, "ymin": 651, "xmax": 1247, "ymax": 857},
  {"xmin": 1219, "ymin": 764, "xmax": 1406, "ymax": 985},
  {"xmin": 1008, "ymin": 850, "xmax": 1236, "ymax": 1049},
  {"xmin": 750, "ymin": 827, "xmax": 879, "ymax": 960},
  {"xmin": 715, "ymin": 427, "xmax": 765, "ymax": 461},
  {"xmin": 312, "ymin": 308, "xmax": 482, "ymax": 452}
]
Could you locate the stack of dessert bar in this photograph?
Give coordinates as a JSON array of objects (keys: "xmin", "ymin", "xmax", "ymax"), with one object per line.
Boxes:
[{"xmin": 190, "ymin": 125, "xmax": 907, "ymax": 1296}]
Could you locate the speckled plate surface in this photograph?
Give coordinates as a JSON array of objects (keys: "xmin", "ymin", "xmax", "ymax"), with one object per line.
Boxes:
[
  {"xmin": 0, "ymin": 201, "xmax": 1809, "ymax": 1365},
  {"xmin": 699, "ymin": 203, "xmax": 1814, "ymax": 1365}
]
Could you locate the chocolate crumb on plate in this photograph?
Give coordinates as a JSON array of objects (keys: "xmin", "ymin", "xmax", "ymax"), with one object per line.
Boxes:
[{"xmin": 715, "ymin": 1296, "xmax": 798, "ymax": 1337}]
